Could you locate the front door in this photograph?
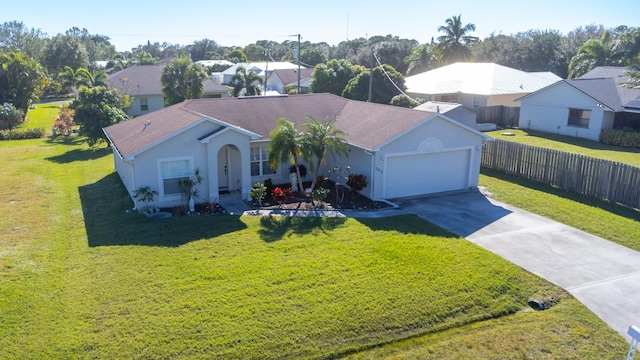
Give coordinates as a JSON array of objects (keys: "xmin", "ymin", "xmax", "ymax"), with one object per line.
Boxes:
[{"xmin": 217, "ymin": 147, "xmax": 229, "ymax": 190}]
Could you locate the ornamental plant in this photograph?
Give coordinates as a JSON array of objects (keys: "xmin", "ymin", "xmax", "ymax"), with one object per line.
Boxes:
[
  {"xmin": 272, "ymin": 187, "xmax": 293, "ymax": 206},
  {"xmin": 250, "ymin": 183, "xmax": 267, "ymax": 206},
  {"xmin": 346, "ymin": 174, "xmax": 368, "ymax": 195}
]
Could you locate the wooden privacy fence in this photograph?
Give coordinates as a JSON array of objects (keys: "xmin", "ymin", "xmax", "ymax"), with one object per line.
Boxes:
[
  {"xmin": 482, "ymin": 140, "xmax": 640, "ymax": 209},
  {"xmin": 476, "ymin": 106, "xmax": 520, "ymax": 128}
]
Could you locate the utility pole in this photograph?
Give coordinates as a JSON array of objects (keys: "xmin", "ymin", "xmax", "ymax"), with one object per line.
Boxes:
[{"xmin": 290, "ymin": 33, "xmax": 301, "ymax": 94}]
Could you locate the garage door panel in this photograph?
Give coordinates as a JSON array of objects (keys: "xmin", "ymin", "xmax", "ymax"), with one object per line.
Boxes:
[{"xmin": 385, "ymin": 149, "xmax": 470, "ymax": 198}]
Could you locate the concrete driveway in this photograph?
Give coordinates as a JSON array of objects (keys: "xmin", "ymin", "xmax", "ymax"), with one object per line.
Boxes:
[{"xmin": 394, "ymin": 191, "xmax": 640, "ymax": 342}]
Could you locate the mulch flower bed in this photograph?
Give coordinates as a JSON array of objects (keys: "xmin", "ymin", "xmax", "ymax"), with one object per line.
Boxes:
[{"xmin": 249, "ymin": 180, "xmax": 391, "ymax": 211}]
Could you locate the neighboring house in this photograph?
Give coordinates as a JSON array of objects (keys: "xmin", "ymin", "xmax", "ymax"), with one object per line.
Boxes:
[
  {"xmin": 405, "ymin": 62, "xmax": 561, "ymax": 109},
  {"xmin": 266, "ymin": 68, "xmax": 315, "ymax": 94},
  {"xmin": 194, "ymin": 59, "xmax": 234, "ymax": 68},
  {"xmin": 413, "ymin": 101, "xmax": 477, "ymax": 128},
  {"xmin": 103, "ymin": 93, "xmax": 493, "ymax": 209},
  {"xmin": 108, "ymin": 65, "xmax": 231, "ymax": 117},
  {"xmin": 221, "ymin": 62, "xmax": 304, "ymax": 85},
  {"xmin": 519, "ymin": 66, "xmax": 640, "ymax": 141}
]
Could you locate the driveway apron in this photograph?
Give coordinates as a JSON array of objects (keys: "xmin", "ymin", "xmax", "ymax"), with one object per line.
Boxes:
[{"xmin": 396, "ymin": 191, "xmax": 640, "ymax": 342}]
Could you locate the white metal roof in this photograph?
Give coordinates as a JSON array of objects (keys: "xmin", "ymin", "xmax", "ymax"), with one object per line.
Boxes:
[
  {"xmin": 406, "ymin": 62, "xmax": 561, "ymax": 96},
  {"xmin": 221, "ymin": 62, "xmax": 304, "ymax": 75}
]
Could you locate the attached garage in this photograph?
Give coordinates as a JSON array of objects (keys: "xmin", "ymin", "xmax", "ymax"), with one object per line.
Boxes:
[{"xmin": 384, "ymin": 148, "xmax": 471, "ymax": 198}]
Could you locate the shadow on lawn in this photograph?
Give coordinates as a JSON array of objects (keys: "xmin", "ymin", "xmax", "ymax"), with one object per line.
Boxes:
[
  {"xmin": 79, "ymin": 173, "xmax": 247, "ymax": 247},
  {"xmin": 356, "ymin": 214, "xmax": 460, "ymax": 238},
  {"xmin": 482, "ymin": 168, "xmax": 640, "ymax": 221},
  {"xmin": 45, "ymin": 143, "xmax": 111, "ymax": 163},
  {"xmin": 258, "ymin": 216, "xmax": 346, "ymax": 242}
]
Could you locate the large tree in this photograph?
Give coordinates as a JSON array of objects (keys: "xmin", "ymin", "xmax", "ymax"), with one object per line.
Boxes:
[
  {"xmin": 0, "ymin": 50, "xmax": 45, "ymax": 113},
  {"xmin": 437, "ymin": 14, "xmax": 478, "ymax": 64},
  {"xmin": 189, "ymin": 38, "xmax": 222, "ymax": 61},
  {"xmin": 71, "ymin": 86, "xmax": 130, "ymax": 146},
  {"xmin": 268, "ymin": 118, "xmax": 305, "ymax": 194},
  {"xmin": 311, "ymin": 59, "xmax": 363, "ymax": 95},
  {"xmin": 404, "ymin": 42, "xmax": 439, "ymax": 75},
  {"xmin": 568, "ymin": 30, "xmax": 622, "ymax": 78},
  {"xmin": 299, "ymin": 116, "xmax": 349, "ymax": 191},
  {"xmin": 161, "ymin": 55, "xmax": 208, "ymax": 105},
  {"xmin": 0, "ymin": 21, "xmax": 47, "ymax": 62},
  {"xmin": 231, "ymin": 66, "xmax": 263, "ymax": 97},
  {"xmin": 342, "ymin": 64, "xmax": 405, "ymax": 105},
  {"xmin": 42, "ymin": 34, "xmax": 90, "ymax": 74}
]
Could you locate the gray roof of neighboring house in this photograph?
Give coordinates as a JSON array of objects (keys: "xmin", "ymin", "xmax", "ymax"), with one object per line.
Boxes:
[
  {"xmin": 105, "ymin": 93, "xmax": 490, "ymax": 159},
  {"xmin": 108, "ymin": 65, "xmax": 230, "ymax": 97},
  {"xmin": 405, "ymin": 62, "xmax": 561, "ymax": 96},
  {"xmin": 518, "ymin": 66, "xmax": 640, "ymax": 112},
  {"xmin": 269, "ymin": 68, "xmax": 315, "ymax": 86}
]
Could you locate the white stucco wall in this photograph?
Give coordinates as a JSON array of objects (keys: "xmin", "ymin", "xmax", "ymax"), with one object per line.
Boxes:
[
  {"xmin": 375, "ymin": 115, "xmax": 485, "ymax": 198},
  {"xmin": 519, "ymin": 82, "xmax": 608, "ymax": 141},
  {"xmin": 323, "ymin": 146, "xmax": 374, "ymax": 199},
  {"xmin": 127, "ymin": 95, "xmax": 165, "ymax": 117}
]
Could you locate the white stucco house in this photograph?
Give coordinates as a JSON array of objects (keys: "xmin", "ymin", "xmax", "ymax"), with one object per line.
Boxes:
[
  {"xmin": 518, "ymin": 66, "xmax": 640, "ymax": 141},
  {"xmin": 103, "ymin": 93, "xmax": 492, "ymax": 209},
  {"xmin": 108, "ymin": 65, "xmax": 232, "ymax": 117},
  {"xmin": 406, "ymin": 62, "xmax": 561, "ymax": 109}
]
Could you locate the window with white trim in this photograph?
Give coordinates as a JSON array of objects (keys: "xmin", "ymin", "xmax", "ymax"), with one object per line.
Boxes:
[
  {"xmin": 250, "ymin": 146, "xmax": 275, "ymax": 176},
  {"xmin": 568, "ymin": 108, "xmax": 590, "ymax": 128},
  {"xmin": 140, "ymin": 97, "xmax": 149, "ymax": 112},
  {"xmin": 160, "ymin": 159, "xmax": 190, "ymax": 195}
]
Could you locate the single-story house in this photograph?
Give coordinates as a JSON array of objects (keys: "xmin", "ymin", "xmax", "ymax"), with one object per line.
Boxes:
[
  {"xmin": 405, "ymin": 62, "xmax": 561, "ymax": 109},
  {"xmin": 413, "ymin": 101, "xmax": 477, "ymax": 128},
  {"xmin": 108, "ymin": 65, "xmax": 232, "ymax": 117},
  {"xmin": 266, "ymin": 68, "xmax": 315, "ymax": 94},
  {"xmin": 518, "ymin": 66, "xmax": 640, "ymax": 141},
  {"xmin": 103, "ymin": 93, "xmax": 493, "ymax": 209},
  {"xmin": 221, "ymin": 62, "xmax": 305, "ymax": 85}
]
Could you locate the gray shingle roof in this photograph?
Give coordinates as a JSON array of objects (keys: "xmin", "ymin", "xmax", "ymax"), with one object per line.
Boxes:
[
  {"xmin": 269, "ymin": 68, "xmax": 315, "ymax": 86},
  {"xmin": 108, "ymin": 65, "xmax": 230, "ymax": 97},
  {"xmin": 104, "ymin": 94, "xmax": 443, "ymax": 159}
]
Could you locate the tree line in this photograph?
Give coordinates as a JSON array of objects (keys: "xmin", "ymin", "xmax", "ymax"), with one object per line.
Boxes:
[{"xmin": 1, "ymin": 17, "xmax": 639, "ymax": 139}]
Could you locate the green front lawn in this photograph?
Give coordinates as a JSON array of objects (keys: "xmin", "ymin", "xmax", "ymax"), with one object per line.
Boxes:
[
  {"xmin": 486, "ymin": 129, "xmax": 640, "ymax": 167},
  {"xmin": 0, "ymin": 103, "xmax": 628, "ymax": 358},
  {"xmin": 21, "ymin": 100, "xmax": 70, "ymax": 131}
]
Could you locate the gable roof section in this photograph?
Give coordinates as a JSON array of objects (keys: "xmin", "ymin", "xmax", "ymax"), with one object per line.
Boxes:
[
  {"xmin": 104, "ymin": 93, "xmax": 492, "ymax": 159},
  {"xmin": 580, "ymin": 66, "xmax": 634, "ymax": 85},
  {"xmin": 405, "ymin": 62, "xmax": 561, "ymax": 96},
  {"xmin": 108, "ymin": 65, "xmax": 164, "ymax": 96},
  {"xmin": 268, "ymin": 68, "xmax": 315, "ymax": 85}
]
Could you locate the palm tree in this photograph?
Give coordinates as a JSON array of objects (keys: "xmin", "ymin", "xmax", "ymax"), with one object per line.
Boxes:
[
  {"xmin": 160, "ymin": 55, "xmax": 208, "ymax": 105},
  {"xmin": 300, "ymin": 116, "xmax": 349, "ymax": 191},
  {"xmin": 268, "ymin": 118, "xmax": 305, "ymax": 194},
  {"xmin": 57, "ymin": 66, "xmax": 93, "ymax": 98},
  {"xmin": 436, "ymin": 15, "xmax": 478, "ymax": 64},
  {"xmin": 231, "ymin": 66, "xmax": 263, "ymax": 97},
  {"xmin": 405, "ymin": 43, "xmax": 439, "ymax": 75},
  {"xmin": 568, "ymin": 31, "xmax": 622, "ymax": 78}
]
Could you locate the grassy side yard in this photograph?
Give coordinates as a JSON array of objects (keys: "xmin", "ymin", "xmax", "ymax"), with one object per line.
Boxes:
[
  {"xmin": 21, "ymin": 100, "xmax": 70, "ymax": 132},
  {"xmin": 486, "ymin": 129, "xmax": 640, "ymax": 167},
  {"xmin": 0, "ymin": 103, "xmax": 628, "ymax": 358}
]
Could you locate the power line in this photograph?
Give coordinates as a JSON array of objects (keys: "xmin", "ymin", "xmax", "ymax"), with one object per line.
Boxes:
[{"xmin": 372, "ymin": 51, "xmax": 421, "ymax": 105}]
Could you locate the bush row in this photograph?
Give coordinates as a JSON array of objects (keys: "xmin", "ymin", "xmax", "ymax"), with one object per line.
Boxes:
[
  {"xmin": 0, "ymin": 128, "xmax": 46, "ymax": 141},
  {"xmin": 600, "ymin": 128, "xmax": 640, "ymax": 148}
]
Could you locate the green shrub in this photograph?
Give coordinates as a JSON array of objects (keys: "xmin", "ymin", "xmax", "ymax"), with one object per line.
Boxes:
[
  {"xmin": 249, "ymin": 183, "xmax": 267, "ymax": 206},
  {"xmin": 0, "ymin": 127, "xmax": 45, "ymax": 140},
  {"xmin": 600, "ymin": 128, "xmax": 640, "ymax": 147}
]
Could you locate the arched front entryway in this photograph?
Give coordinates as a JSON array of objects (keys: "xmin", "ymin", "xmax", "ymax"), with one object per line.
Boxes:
[{"xmin": 217, "ymin": 144, "xmax": 242, "ymax": 192}]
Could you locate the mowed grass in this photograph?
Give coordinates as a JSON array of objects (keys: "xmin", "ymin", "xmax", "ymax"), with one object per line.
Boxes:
[
  {"xmin": 479, "ymin": 168, "xmax": 640, "ymax": 252},
  {"xmin": 486, "ymin": 129, "xmax": 640, "ymax": 167},
  {"xmin": 20, "ymin": 100, "xmax": 71, "ymax": 131},
  {"xmin": 0, "ymin": 103, "xmax": 628, "ymax": 358}
]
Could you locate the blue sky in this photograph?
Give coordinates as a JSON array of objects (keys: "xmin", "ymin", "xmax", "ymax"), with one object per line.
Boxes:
[{"xmin": 4, "ymin": 0, "xmax": 639, "ymax": 52}]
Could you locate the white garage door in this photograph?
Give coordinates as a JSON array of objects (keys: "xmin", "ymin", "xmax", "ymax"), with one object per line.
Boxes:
[{"xmin": 384, "ymin": 149, "xmax": 471, "ymax": 198}]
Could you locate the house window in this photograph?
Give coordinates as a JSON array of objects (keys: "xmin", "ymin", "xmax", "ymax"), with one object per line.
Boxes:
[
  {"xmin": 140, "ymin": 97, "xmax": 149, "ymax": 112},
  {"xmin": 160, "ymin": 158, "xmax": 191, "ymax": 195},
  {"xmin": 473, "ymin": 97, "xmax": 481, "ymax": 109},
  {"xmin": 568, "ymin": 108, "xmax": 590, "ymax": 128},
  {"xmin": 250, "ymin": 146, "xmax": 275, "ymax": 176}
]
